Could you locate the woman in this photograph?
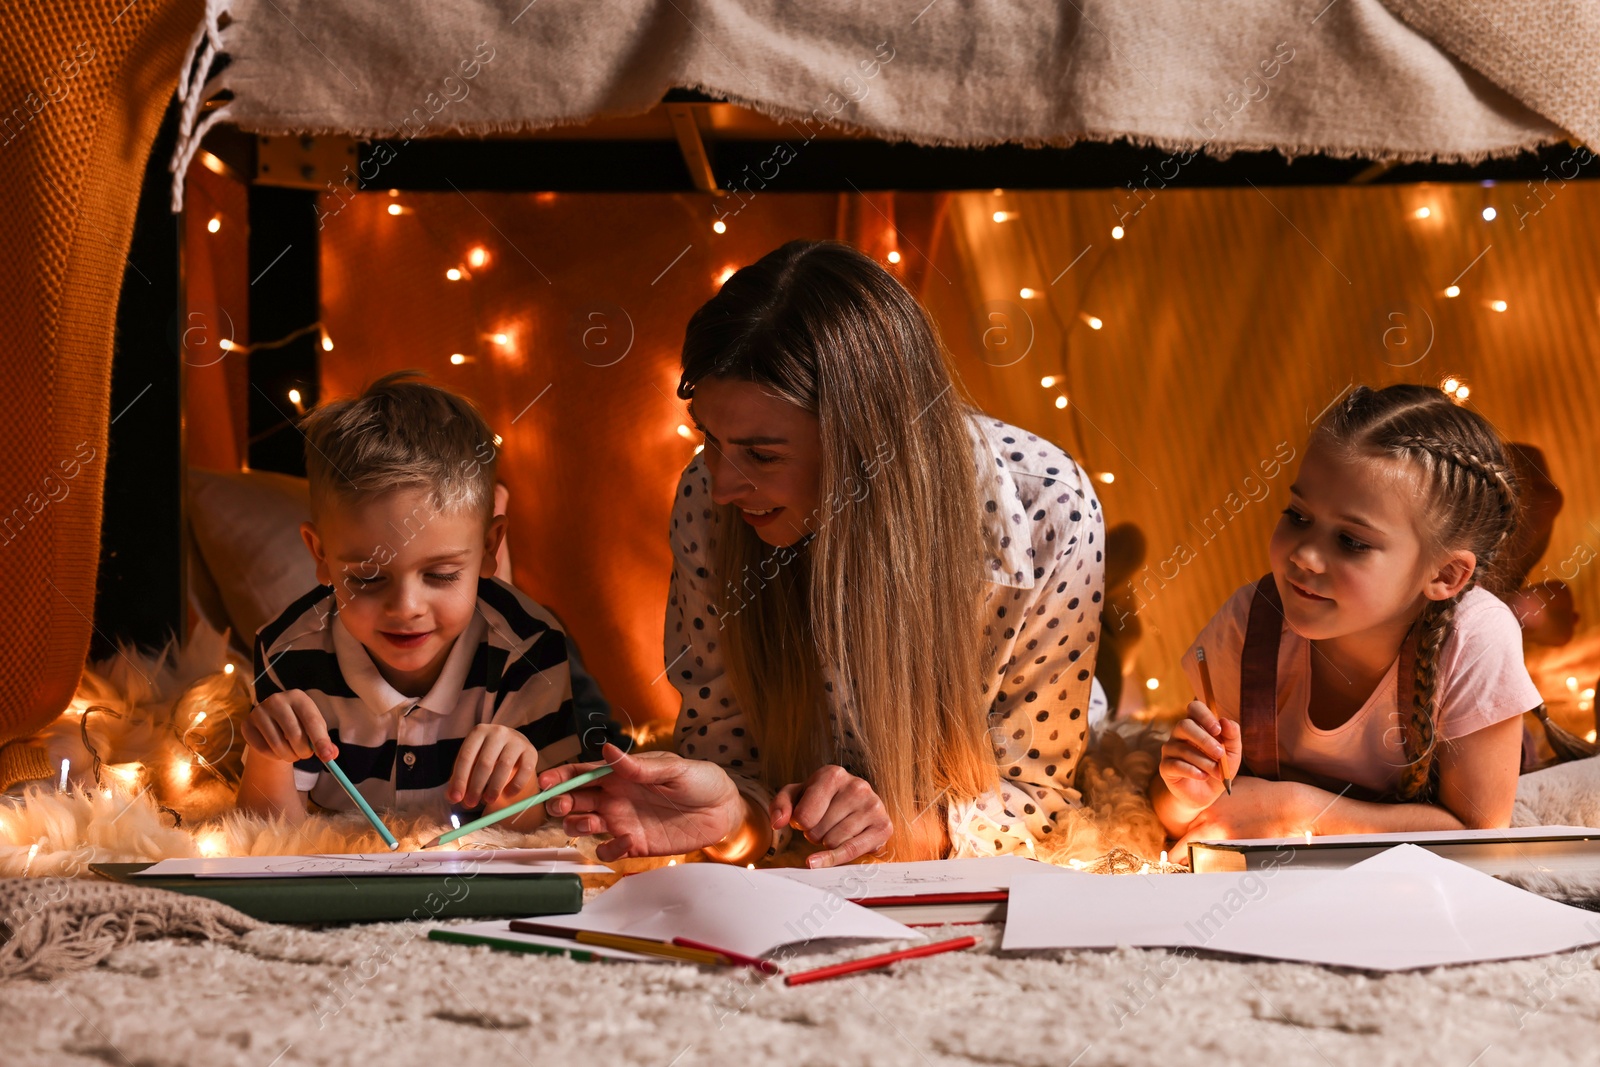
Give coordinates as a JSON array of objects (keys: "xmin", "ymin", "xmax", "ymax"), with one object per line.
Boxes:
[{"xmin": 542, "ymin": 240, "xmax": 1105, "ymax": 867}]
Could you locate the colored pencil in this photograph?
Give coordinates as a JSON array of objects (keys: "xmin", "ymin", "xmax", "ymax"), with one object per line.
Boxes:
[
  {"xmin": 322, "ymin": 757, "xmax": 399, "ymax": 850},
  {"xmin": 783, "ymin": 935, "xmax": 979, "ymax": 986},
  {"xmin": 1194, "ymin": 647, "xmax": 1231, "ymax": 795},
  {"xmin": 507, "ymin": 920, "xmax": 730, "ymax": 966},
  {"xmin": 673, "ymin": 937, "xmax": 781, "ymax": 975},
  {"xmin": 424, "ymin": 765, "xmax": 614, "ymax": 847}
]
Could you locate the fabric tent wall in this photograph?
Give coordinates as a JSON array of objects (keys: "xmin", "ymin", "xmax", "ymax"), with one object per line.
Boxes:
[
  {"xmin": 926, "ymin": 180, "xmax": 1600, "ymax": 726},
  {"xmin": 0, "ymin": 0, "xmax": 203, "ymax": 789}
]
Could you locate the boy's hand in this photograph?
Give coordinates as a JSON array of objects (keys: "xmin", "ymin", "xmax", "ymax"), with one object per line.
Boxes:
[
  {"xmin": 244, "ymin": 690, "xmax": 337, "ymax": 764},
  {"xmin": 449, "ymin": 724, "xmax": 538, "ymax": 809},
  {"xmin": 1158, "ymin": 700, "xmax": 1243, "ymax": 813}
]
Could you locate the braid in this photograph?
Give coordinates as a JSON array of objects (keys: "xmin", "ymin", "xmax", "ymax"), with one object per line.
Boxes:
[
  {"xmin": 1316, "ymin": 384, "xmax": 1525, "ymax": 801},
  {"xmin": 1396, "ymin": 595, "xmax": 1458, "ymax": 801}
]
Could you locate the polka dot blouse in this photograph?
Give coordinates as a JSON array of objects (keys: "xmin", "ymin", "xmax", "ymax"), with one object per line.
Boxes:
[{"xmin": 665, "ymin": 412, "xmax": 1106, "ymax": 858}]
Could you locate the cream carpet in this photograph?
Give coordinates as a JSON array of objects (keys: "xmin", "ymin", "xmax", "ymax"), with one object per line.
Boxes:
[{"xmin": 8, "ymin": 906, "xmax": 1600, "ymax": 1066}]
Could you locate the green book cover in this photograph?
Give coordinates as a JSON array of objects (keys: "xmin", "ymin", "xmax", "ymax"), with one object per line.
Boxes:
[{"xmin": 89, "ymin": 863, "xmax": 583, "ymax": 924}]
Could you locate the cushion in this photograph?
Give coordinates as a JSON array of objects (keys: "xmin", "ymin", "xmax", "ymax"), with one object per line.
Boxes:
[{"xmin": 186, "ymin": 468, "xmax": 317, "ymax": 646}]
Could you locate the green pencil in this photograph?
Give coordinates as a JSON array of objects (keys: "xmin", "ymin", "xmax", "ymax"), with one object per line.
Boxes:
[
  {"xmin": 424, "ymin": 765, "xmax": 614, "ymax": 847},
  {"xmin": 323, "ymin": 757, "xmax": 400, "ymax": 851}
]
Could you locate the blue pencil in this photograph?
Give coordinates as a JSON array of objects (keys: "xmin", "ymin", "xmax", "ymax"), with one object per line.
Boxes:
[
  {"xmin": 323, "ymin": 757, "xmax": 399, "ymax": 851},
  {"xmin": 423, "ymin": 765, "xmax": 614, "ymax": 847}
]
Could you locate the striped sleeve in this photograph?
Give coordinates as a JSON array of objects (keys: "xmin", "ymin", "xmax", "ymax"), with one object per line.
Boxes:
[{"xmin": 250, "ymin": 585, "xmax": 335, "ymax": 703}]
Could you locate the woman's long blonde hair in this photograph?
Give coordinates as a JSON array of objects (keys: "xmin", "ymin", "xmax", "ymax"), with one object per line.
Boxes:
[{"xmin": 678, "ymin": 240, "xmax": 996, "ymax": 853}]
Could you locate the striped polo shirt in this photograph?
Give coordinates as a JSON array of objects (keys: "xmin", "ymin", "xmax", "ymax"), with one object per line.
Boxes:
[{"xmin": 250, "ymin": 577, "xmax": 622, "ymax": 817}]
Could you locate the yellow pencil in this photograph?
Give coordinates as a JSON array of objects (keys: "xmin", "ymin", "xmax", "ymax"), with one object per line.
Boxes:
[
  {"xmin": 507, "ymin": 920, "xmax": 732, "ymax": 966},
  {"xmin": 1195, "ymin": 647, "xmax": 1231, "ymax": 795}
]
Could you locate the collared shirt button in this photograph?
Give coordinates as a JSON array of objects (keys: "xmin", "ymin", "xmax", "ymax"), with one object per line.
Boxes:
[{"xmin": 402, "ymin": 751, "xmax": 417, "ymax": 766}]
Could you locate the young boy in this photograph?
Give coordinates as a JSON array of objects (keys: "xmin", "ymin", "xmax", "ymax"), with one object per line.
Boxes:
[{"xmin": 237, "ymin": 372, "xmax": 622, "ymax": 830}]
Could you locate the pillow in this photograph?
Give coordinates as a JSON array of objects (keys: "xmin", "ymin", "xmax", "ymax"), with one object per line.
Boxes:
[{"xmin": 187, "ymin": 468, "xmax": 317, "ymax": 648}]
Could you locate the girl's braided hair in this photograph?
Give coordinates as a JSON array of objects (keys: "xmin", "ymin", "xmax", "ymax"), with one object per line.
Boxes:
[{"xmin": 1315, "ymin": 384, "xmax": 1521, "ymax": 801}]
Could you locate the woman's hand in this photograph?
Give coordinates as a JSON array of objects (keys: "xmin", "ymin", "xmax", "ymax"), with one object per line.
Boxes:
[
  {"xmin": 539, "ymin": 744, "xmax": 749, "ymax": 862},
  {"xmin": 769, "ymin": 765, "xmax": 892, "ymax": 869},
  {"xmin": 1158, "ymin": 700, "xmax": 1242, "ymax": 815}
]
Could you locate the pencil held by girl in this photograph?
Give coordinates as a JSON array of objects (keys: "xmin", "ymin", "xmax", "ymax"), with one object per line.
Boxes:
[{"xmin": 1153, "ymin": 384, "xmax": 1542, "ymax": 849}]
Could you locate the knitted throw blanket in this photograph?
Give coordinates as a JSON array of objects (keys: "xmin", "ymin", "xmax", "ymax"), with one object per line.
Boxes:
[{"xmin": 0, "ymin": 877, "xmax": 259, "ymax": 981}]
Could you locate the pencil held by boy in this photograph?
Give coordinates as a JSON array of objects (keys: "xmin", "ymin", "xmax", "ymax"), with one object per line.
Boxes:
[{"xmin": 237, "ymin": 372, "xmax": 609, "ymax": 835}]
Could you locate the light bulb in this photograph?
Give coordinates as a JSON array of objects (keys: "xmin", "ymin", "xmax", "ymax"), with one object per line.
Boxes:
[
  {"xmin": 1145, "ymin": 677, "xmax": 1159, "ymax": 690},
  {"xmin": 450, "ymin": 353, "xmax": 467, "ymax": 365},
  {"xmin": 1444, "ymin": 285, "xmax": 1460, "ymax": 298},
  {"xmin": 1111, "ymin": 225, "xmax": 1125, "ymax": 239},
  {"xmin": 676, "ymin": 424, "xmax": 693, "ymax": 439},
  {"xmin": 1054, "ymin": 395, "xmax": 1069, "ymax": 410},
  {"xmin": 224, "ymin": 662, "xmax": 235, "ymax": 674},
  {"xmin": 218, "ymin": 338, "xmax": 236, "ymax": 352},
  {"xmin": 287, "ymin": 388, "xmax": 302, "ymax": 405},
  {"xmin": 1040, "ymin": 375, "xmax": 1057, "ymax": 388},
  {"xmin": 1413, "ymin": 206, "xmax": 1431, "ymax": 219},
  {"xmin": 207, "ymin": 216, "xmax": 221, "ymax": 234},
  {"xmin": 321, "ymin": 333, "xmax": 333, "ymax": 352},
  {"xmin": 712, "ymin": 220, "xmax": 726, "ymax": 234},
  {"xmin": 693, "ymin": 443, "xmax": 705, "ymax": 455},
  {"xmin": 1442, "ymin": 378, "xmax": 1459, "ymax": 393},
  {"xmin": 193, "ymin": 711, "xmax": 207, "ymax": 725},
  {"xmin": 493, "ymin": 433, "xmax": 503, "ymax": 447},
  {"xmin": 1482, "ymin": 206, "xmax": 1497, "ymax": 221},
  {"xmin": 446, "ymin": 268, "xmax": 463, "ymax": 281},
  {"xmin": 1304, "ymin": 830, "xmax": 1313, "ymax": 845},
  {"xmin": 467, "ymin": 246, "xmax": 488, "ymax": 268},
  {"xmin": 1568, "ymin": 676, "xmax": 1580, "ymax": 692},
  {"xmin": 1019, "ymin": 288, "xmax": 1036, "ymax": 299},
  {"xmin": 492, "ymin": 332, "xmax": 509, "ymax": 346},
  {"xmin": 387, "ymin": 203, "xmax": 402, "ymax": 216},
  {"xmin": 992, "ymin": 210, "xmax": 1015, "ymax": 223},
  {"xmin": 1096, "ymin": 472, "xmax": 1115, "ymax": 484},
  {"xmin": 1083, "ymin": 314, "xmax": 1103, "ymax": 330},
  {"xmin": 1490, "ymin": 299, "xmax": 1508, "ymax": 312},
  {"xmin": 716, "ymin": 266, "xmax": 736, "ymax": 285},
  {"xmin": 1455, "ymin": 385, "xmax": 1470, "ymax": 400},
  {"xmin": 886, "ymin": 250, "xmax": 901, "ymax": 264}
]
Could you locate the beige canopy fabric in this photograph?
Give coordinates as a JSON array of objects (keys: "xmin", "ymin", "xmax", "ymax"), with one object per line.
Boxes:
[{"xmin": 169, "ymin": 0, "xmax": 1593, "ymax": 209}]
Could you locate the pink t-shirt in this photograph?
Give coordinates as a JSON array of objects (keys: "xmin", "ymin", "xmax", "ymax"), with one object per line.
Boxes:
[{"xmin": 1180, "ymin": 583, "xmax": 1541, "ymax": 795}]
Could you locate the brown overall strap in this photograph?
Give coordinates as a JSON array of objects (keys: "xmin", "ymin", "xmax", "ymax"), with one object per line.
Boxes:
[
  {"xmin": 1239, "ymin": 575, "xmax": 1283, "ymax": 780},
  {"xmin": 1240, "ymin": 573, "xmax": 1422, "ymax": 801}
]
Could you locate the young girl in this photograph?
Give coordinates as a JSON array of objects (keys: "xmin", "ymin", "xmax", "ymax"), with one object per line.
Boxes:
[{"xmin": 1153, "ymin": 384, "xmax": 1542, "ymax": 848}]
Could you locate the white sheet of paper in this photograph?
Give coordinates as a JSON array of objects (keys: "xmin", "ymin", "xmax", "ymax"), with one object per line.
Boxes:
[
  {"xmin": 531, "ymin": 862, "xmax": 925, "ymax": 957},
  {"xmin": 1003, "ymin": 845, "xmax": 1600, "ymax": 970},
  {"xmin": 1204, "ymin": 844, "xmax": 1600, "ymax": 969},
  {"xmin": 1003, "ymin": 866, "xmax": 1334, "ymax": 950},
  {"xmin": 137, "ymin": 848, "xmax": 611, "ymax": 878},
  {"xmin": 761, "ymin": 855, "xmax": 1081, "ymax": 899}
]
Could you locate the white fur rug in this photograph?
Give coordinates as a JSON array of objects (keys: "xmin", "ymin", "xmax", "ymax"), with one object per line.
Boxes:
[{"xmin": 8, "ymin": 635, "xmax": 1600, "ymax": 1065}]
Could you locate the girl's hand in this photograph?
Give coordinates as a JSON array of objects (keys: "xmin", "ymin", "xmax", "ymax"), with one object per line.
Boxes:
[
  {"xmin": 243, "ymin": 690, "xmax": 337, "ymax": 764},
  {"xmin": 449, "ymin": 724, "xmax": 538, "ymax": 809},
  {"xmin": 769, "ymin": 765, "xmax": 893, "ymax": 869},
  {"xmin": 1171, "ymin": 778, "xmax": 1316, "ymax": 854},
  {"xmin": 1159, "ymin": 700, "xmax": 1242, "ymax": 813},
  {"xmin": 541, "ymin": 744, "xmax": 751, "ymax": 862}
]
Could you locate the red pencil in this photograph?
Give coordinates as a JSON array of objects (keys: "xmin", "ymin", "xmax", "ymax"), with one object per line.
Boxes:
[
  {"xmin": 672, "ymin": 937, "xmax": 781, "ymax": 976},
  {"xmin": 783, "ymin": 935, "xmax": 979, "ymax": 987}
]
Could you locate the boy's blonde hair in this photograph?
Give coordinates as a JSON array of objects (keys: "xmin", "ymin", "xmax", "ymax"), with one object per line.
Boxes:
[{"xmin": 301, "ymin": 371, "xmax": 498, "ymax": 520}]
